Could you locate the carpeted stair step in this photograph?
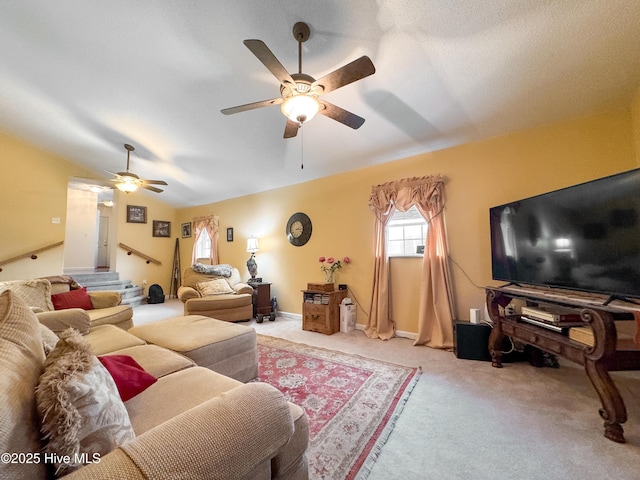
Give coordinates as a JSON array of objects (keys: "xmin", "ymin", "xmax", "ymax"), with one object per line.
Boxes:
[
  {"xmin": 70, "ymin": 272, "xmax": 120, "ymax": 284},
  {"xmin": 67, "ymin": 272, "xmax": 144, "ymax": 307}
]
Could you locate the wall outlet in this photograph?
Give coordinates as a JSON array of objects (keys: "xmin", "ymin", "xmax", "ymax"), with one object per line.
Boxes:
[
  {"xmin": 51, "ymin": 217, "xmax": 60, "ymax": 224},
  {"xmin": 142, "ymin": 279, "xmax": 147, "ymax": 286}
]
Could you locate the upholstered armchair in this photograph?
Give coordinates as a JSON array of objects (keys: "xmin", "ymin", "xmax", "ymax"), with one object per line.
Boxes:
[{"xmin": 177, "ymin": 265, "xmax": 253, "ymax": 321}]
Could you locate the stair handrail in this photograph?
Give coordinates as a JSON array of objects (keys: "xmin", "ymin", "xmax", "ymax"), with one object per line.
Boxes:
[
  {"xmin": 0, "ymin": 241, "xmax": 65, "ymax": 272},
  {"xmin": 118, "ymin": 243, "xmax": 162, "ymax": 265}
]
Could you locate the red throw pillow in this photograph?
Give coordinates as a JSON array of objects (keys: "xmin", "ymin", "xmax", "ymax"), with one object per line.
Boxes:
[
  {"xmin": 51, "ymin": 287, "xmax": 94, "ymax": 310},
  {"xmin": 98, "ymin": 355, "xmax": 157, "ymax": 401}
]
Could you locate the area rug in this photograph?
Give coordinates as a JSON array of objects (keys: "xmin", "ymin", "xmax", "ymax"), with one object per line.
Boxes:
[{"xmin": 256, "ymin": 335, "xmax": 421, "ymax": 480}]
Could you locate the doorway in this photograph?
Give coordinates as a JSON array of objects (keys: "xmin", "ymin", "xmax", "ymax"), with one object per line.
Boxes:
[{"xmin": 64, "ymin": 180, "xmax": 115, "ymax": 273}]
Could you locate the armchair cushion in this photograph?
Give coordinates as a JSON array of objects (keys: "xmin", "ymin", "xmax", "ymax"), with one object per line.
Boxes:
[
  {"xmin": 197, "ymin": 278, "xmax": 234, "ymax": 296},
  {"xmin": 36, "ymin": 328, "xmax": 135, "ymax": 476},
  {"xmin": 51, "ymin": 287, "xmax": 93, "ymax": 311}
]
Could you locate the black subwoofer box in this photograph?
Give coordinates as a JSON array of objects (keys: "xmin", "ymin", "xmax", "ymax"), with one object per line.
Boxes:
[{"xmin": 453, "ymin": 321, "xmax": 492, "ymax": 361}]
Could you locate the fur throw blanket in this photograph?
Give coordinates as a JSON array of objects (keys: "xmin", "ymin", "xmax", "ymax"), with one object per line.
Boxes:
[{"xmin": 192, "ymin": 263, "xmax": 233, "ymax": 277}]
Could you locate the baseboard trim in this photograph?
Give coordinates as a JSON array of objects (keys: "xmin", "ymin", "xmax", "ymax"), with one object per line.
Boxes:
[{"xmin": 278, "ymin": 312, "xmax": 418, "ymax": 340}]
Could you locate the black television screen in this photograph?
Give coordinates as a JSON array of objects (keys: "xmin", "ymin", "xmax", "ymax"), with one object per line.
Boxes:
[{"xmin": 490, "ymin": 168, "xmax": 640, "ymax": 299}]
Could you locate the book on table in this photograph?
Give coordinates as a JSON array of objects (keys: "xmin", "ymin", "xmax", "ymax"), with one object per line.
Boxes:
[
  {"xmin": 521, "ymin": 306, "xmax": 583, "ymax": 325},
  {"xmin": 569, "ymin": 326, "xmax": 595, "ymax": 346}
]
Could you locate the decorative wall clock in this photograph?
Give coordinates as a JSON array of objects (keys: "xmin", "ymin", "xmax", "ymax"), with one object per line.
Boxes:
[{"xmin": 286, "ymin": 212, "xmax": 312, "ymax": 246}]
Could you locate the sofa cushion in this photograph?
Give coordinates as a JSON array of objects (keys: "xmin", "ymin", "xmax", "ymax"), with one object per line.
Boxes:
[
  {"xmin": 36, "ymin": 328, "xmax": 135, "ymax": 476},
  {"xmin": 88, "ymin": 291, "xmax": 122, "ymax": 309},
  {"xmin": 39, "ymin": 323, "xmax": 60, "ymax": 355},
  {"xmin": 197, "ymin": 278, "xmax": 234, "ymax": 296},
  {"xmin": 0, "ymin": 278, "xmax": 54, "ymax": 312},
  {"xmin": 84, "ymin": 324, "xmax": 146, "ymax": 355},
  {"xmin": 124, "ymin": 366, "xmax": 242, "ymax": 434},
  {"xmin": 87, "ymin": 305, "xmax": 133, "ymax": 330},
  {"xmin": 0, "ymin": 291, "xmax": 47, "ymax": 479},
  {"xmin": 36, "ymin": 308, "xmax": 91, "ymax": 335},
  {"xmin": 51, "ymin": 286, "xmax": 94, "ymax": 310},
  {"xmin": 98, "ymin": 355, "xmax": 157, "ymax": 401},
  {"xmin": 108, "ymin": 344, "xmax": 195, "ymax": 378}
]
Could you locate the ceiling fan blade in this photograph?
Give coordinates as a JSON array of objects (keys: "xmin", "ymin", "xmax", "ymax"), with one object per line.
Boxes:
[
  {"xmin": 312, "ymin": 56, "xmax": 375, "ymax": 95},
  {"xmin": 142, "ymin": 185, "xmax": 164, "ymax": 193},
  {"xmin": 243, "ymin": 39, "xmax": 296, "ymax": 86},
  {"xmin": 319, "ymin": 101, "xmax": 365, "ymax": 129},
  {"xmin": 283, "ymin": 119, "xmax": 299, "ymax": 138},
  {"xmin": 221, "ymin": 97, "xmax": 283, "ymax": 115},
  {"xmin": 142, "ymin": 179, "xmax": 168, "ymax": 186}
]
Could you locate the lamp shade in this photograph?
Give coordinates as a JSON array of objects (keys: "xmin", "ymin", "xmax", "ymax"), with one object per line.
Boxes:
[
  {"xmin": 246, "ymin": 237, "xmax": 259, "ymax": 253},
  {"xmin": 280, "ymin": 95, "xmax": 320, "ymax": 124}
]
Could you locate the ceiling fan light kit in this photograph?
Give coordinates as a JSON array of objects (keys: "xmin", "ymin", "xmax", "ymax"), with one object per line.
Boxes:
[
  {"xmin": 110, "ymin": 144, "xmax": 168, "ymax": 194},
  {"xmin": 281, "ymin": 94, "xmax": 320, "ymax": 124},
  {"xmin": 221, "ymin": 21, "xmax": 375, "ymax": 138}
]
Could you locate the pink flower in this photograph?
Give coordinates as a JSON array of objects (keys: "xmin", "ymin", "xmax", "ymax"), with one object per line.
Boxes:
[
  {"xmin": 343, "ymin": 256, "xmax": 351, "ymax": 264},
  {"xmin": 318, "ymin": 256, "xmax": 326, "ymax": 263},
  {"xmin": 327, "ymin": 257, "xmax": 335, "ymax": 264}
]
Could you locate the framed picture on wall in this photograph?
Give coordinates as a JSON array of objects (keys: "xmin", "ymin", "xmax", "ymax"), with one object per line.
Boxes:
[
  {"xmin": 153, "ymin": 220, "xmax": 171, "ymax": 238},
  {"xmin": 127, "ymin": 205, "xmax": 147, "ymax": 224},
  {"xmin": 181, "ymin": 222, "xmax": 192, "ymax": 238},
  {"xmin": 227, "ymin": 227, "xmax": 234, "ymax": 242}
]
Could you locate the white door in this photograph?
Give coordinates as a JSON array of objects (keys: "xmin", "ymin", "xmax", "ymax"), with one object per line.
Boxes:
[{"xmin": 97, "ymin": 216, "xmax": 110, "ymax": 268}]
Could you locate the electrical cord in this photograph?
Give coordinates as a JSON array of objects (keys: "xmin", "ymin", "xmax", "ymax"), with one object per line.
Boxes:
[{"xmin": 347, "ymin": 287, "xmax": 369, "ymax": 318}]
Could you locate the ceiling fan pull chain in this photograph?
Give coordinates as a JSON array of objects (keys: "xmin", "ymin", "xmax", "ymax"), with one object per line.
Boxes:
[{"xmin": 300, "ymin": 127, "xmax": 304, "ymax": 169}]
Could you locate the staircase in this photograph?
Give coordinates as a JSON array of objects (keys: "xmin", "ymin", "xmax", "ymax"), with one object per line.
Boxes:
[{"xmin": 69, "ymin": 272, "xmax": 146, "ymax": 307}]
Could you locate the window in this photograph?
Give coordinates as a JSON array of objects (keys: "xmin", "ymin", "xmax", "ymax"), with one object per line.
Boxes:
[
  {"xmin": 194, "ymin": 232, "xmax": 211, "ymax": 260},
  {"xmin": 387, "ymin": 205, "xmax": 428, "ymax": 257}
]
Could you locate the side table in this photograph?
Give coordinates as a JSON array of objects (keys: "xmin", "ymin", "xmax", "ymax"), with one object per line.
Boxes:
[{"xmin": 248, "ymin": 281, "xmax": 274, "ymax": 323}]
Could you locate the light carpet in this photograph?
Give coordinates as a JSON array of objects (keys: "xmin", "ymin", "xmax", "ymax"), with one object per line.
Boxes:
[{"xmin": 256, "ymin": 334, "xmax": 420, "ymax": 480}]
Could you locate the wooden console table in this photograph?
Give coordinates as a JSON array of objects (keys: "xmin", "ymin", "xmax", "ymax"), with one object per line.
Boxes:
[{"xmin": 486, "ymin": 285, "xmax": 640, "ymax": 443}]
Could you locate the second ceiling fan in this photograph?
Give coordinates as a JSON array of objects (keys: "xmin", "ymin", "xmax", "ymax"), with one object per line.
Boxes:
[{"xmin": 221, "ymin": 22, "xmax": 375, "ymax": 138}]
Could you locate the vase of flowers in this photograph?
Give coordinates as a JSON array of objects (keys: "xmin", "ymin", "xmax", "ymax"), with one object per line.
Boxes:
[{"xmin": 319, "ymin": 256, "xmax": 351, "ymax": 283}]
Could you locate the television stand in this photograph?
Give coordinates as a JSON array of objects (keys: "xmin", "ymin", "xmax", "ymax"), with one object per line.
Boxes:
[{"xmin": 486, "ymin": 285, "xmax": 640, "ymax": 443}]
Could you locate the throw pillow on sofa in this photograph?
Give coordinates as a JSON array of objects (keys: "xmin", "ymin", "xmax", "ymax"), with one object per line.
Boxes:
[
  {"xmin": 0, "ymin": 278, "xmax": 54, "ymax": 311},
  {"xmin": 36, "ymin": 328, "xmax": 135, "ymax": 476},
  {"xmin": 51, "ymin": 286, "xmax": 94, "ymax": 310},
  {"xmin": 98, "ymin": 354, "xmax": 157, "ymax": 401},
  {"xmin": 197, "ymin": 278, "xmax": 234, "ymax": 296}
]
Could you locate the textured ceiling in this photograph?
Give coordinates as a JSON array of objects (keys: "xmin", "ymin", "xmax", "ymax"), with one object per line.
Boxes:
[{"xmin": 1, "ymin": 1, "xmax": 640, "ymax": 207}]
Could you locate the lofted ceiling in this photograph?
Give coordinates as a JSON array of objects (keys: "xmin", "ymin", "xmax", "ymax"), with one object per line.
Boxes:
[{"xmin": 1, "ymin": 1, "xmax": 640, "ymax": 208}]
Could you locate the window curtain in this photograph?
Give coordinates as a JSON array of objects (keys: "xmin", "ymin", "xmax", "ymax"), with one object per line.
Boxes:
[
  {"xmin": 367, "ymin": 175, "xmax": 455, "ymax": 348},
  {"xmin": 192, "ymin": 215, "xmax": 219, "ymax": 265}
]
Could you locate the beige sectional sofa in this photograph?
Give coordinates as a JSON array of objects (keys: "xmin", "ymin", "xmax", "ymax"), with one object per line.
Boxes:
[
  {"xmin": 0, "ymin": 290, "xmax": 309, "ymax": 479},
  {"xmin": 0, "ymin": 277, "xmax": 133, "ymax": 331}
]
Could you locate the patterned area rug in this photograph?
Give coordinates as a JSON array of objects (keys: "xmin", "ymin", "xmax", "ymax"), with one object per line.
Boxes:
[{"xmin": 256, "ymin": 335, "xmax": 421, "ymax": 480}]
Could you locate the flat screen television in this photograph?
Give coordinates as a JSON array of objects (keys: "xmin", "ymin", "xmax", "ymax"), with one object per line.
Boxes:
[{"xmin": 490, "ymin": 168, "xmax": 640, "ymax": 300}]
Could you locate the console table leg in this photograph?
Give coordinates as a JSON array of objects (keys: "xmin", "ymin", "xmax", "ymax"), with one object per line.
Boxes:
[
  {"xmin": 584, "ymin": 359, "xmax": 627, "ymax": 443},
  {"xmin": 488, "ymin": 322, "xmax": 504, "ymax": 368}
]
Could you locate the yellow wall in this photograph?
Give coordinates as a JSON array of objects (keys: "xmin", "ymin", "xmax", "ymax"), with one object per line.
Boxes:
[
  {"xmin": 632, "ymin": 86, "xmax": 640, "ymax": 162},
  {"xmin": 178, "ymin": 108, "xmax": 636, "ymax": 333},
  {"xmin": 1, "ymin": 106, "xmax": 637, "ymax": 334},
  {"xmin": 113, "ymin": 189, "xmax": 178, "ymax": 295},
  {"xmin": 0, "ymin": 131, "xmax": 177, "ymax": 291}
]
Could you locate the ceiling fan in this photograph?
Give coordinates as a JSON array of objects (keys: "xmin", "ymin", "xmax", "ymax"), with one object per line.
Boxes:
[
  {"xmin": 108, "ymin": 144, "xmax": 168, "ymax": 193},
  {"xmin": 221, "ymin": 22, "xmax": 375, "ymax": 138}
]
